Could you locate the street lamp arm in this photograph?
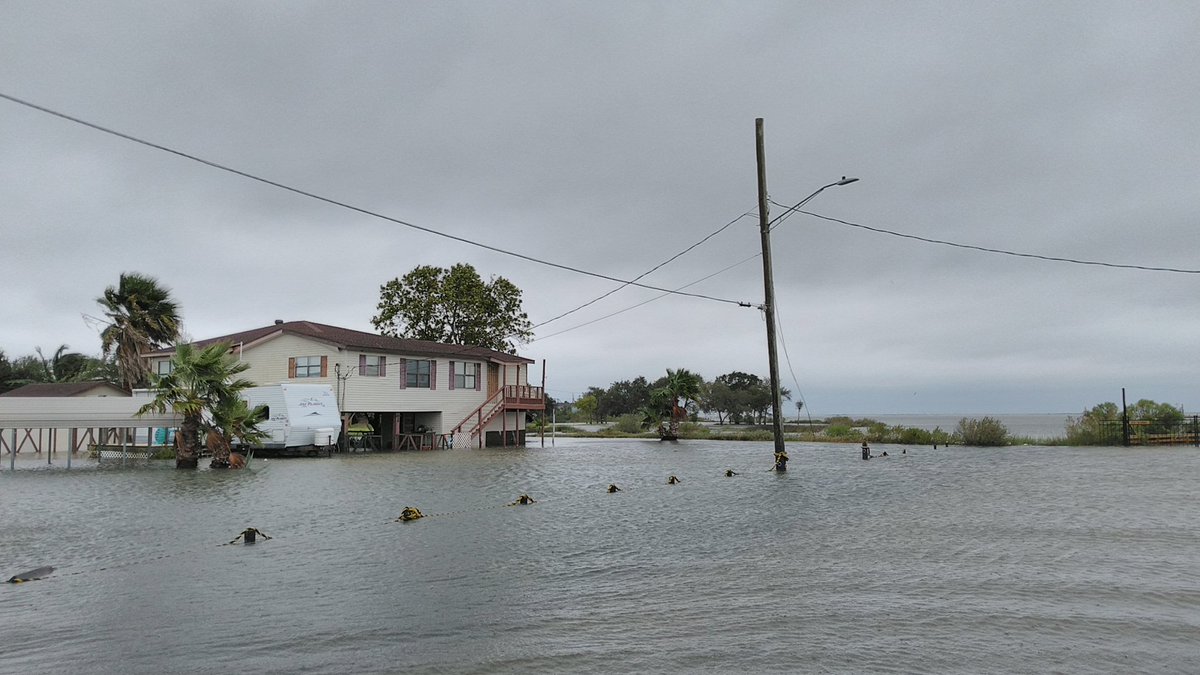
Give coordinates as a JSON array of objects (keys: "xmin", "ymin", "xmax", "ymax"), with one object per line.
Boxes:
[{"xmin": 768, "ymin": 177, "xmax": 859, "ymax": 230}]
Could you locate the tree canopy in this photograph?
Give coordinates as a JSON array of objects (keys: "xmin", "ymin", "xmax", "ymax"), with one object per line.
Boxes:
[
  {"xmin": 98, "ymin": 272, "xmax": 181, "ymax": 390},
  {"xmin": 645, "ymin": 368, "xmax": 703, "ymax": 438},
  {"xmin": 0, "ymin": 346, "xmax": 112, "ymax": 392},
  {"xmin": 1067, "ymin": 398, "xmax": 1187, "ymax": 444},
  {"xmin": 705, "ymin": 371, "xmax": 787, "ymax": 425},
  {"xmin": 371, "ymin": 263, "xmax": 533, "ymax": 354}
]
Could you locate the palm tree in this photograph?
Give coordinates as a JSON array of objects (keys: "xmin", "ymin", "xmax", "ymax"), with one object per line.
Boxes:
[
  {"xmin": 206, "ymin": 396, "xmax": 268, "ymax": 467},
  {"xmin": 34, "ymin": 344, "xmax": 102, "ymax": 383},
  {"xmin": 649, "ymin": 368, "xmax": 703, "ymax": 439},
  {"xmin": 98, "ymin": 273, "xmax": 181, "ymax": 390},
  {"xmin": 137, "ymin": 341, "xmax": 255, "ymax": 469}
]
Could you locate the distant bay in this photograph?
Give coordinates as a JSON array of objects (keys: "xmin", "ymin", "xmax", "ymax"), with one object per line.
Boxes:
[{"xmin": 827, "ymin": 413, "xmax": 1075, "ymax": 439}]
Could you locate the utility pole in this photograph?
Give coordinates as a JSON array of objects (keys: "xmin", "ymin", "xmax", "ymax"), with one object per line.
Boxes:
[{"xmin": 756, "ymin": 118, "xmax": 786, "ymax": 457}]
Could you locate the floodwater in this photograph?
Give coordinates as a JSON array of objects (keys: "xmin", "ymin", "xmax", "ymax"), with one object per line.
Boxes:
[{"xmin": 3, "ymin": 439, "xmax": 1198, "ymax": 674}]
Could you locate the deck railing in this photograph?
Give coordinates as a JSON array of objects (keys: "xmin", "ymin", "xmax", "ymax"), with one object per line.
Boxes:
[{"xmin": 450, "ymin": 386, "xmax": 544, "ymax": 442}]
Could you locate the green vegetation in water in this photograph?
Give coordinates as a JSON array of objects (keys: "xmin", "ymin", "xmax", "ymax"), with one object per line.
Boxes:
[
  {"xmin": 551, "ymin": 417, "xmax": 1052, "ymax": 446},
  {"xmin": 550, "ymin": 398, "xmax": 1196, "ymax": 448}
]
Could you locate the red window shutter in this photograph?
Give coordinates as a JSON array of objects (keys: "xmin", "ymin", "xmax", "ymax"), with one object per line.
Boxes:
[
  {"xmin": 358, "ymin": 354, "xmax": 366, "ymax": 375},
  {"xmin": 320, "ymin": 356, "xmax": 328, "ymax": 377},
  {"xmin": 288, "ymin": 357, "xmax": 296, "ymax": 379},
  {"xmin": 449, "ymin": 361, "xmax": 456, "ymax": 390},
  {"xmin": 380, "ymin": 358, "xmax": 386, "ymax": 378},
  {"xmin": 399, "ymin": 359, "xmax": 407, "ymax": 389},
  {"xmin": 475, "ymin": 363, "xmax": 481, "ymax": 390},
  {"xmin": 430, "ymin": 360, "xmax": 437, "ymax": 390}
]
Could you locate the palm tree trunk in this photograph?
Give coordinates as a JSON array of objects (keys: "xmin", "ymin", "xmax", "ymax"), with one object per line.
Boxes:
[
  {"xmin": 207, "ymin": 429, "xmax": 232, "ymax": 468},
  {"xmin": 176, "ymin": 417, "xmax": 201, "ymax": 469}
]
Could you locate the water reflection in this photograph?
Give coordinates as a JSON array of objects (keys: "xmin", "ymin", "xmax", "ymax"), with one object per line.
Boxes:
[{"xmin": 3, "ymin": 439, "xmax": 1199, "ymax": 673}]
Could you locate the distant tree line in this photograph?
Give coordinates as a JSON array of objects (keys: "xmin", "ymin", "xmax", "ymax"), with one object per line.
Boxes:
[{"xmin": 563, "ymin": 370, "xmax": 791, "ymax": 427}]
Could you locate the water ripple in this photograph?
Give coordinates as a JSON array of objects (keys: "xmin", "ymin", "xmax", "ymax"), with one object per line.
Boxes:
[{"xmin": 3, "ymin": 440, "xmax": 1199, "ymax": 673}]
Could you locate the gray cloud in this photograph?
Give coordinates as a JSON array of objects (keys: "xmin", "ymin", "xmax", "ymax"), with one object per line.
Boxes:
[{"xmin": 2, "ymin": 1, "xmax": 1197, "ymax": 414}]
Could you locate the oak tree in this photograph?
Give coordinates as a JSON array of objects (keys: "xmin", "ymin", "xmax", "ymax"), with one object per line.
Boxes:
[{"xmin": 371, "ymin": 264, "xmax": 533, "ymax": 354}]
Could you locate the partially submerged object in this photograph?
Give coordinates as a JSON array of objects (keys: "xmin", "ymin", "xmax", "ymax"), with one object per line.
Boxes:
[
  {"xmin": 7, "ymin": 566, "xmax": 54, "ymax": 583},
  {"xmin": 773, "ymin": 450, "xmax": 789, "ymax": 472},
  {"xmin": 228, "ymin": 528, "xmax": 272, "ymax": 545},
  {"xmin": 397, "ymin": 506, "xmax": 424, "ymax": 521}
]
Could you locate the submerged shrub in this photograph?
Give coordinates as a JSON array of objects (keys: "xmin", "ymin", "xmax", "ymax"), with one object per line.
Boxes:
[
  {"xmin": 612, "ymin": 414, "xmax": 644, "ymax": 434},
  {"xmin": 956, "ymin": 417, "xmax": 1009, "ymax": 446},
  {"xmin": 893, "ymin": 426, "xmax": 934, "ymax": 445},
  {"xmin": 824, "ymin": 424, "xmax": 863, "ymax": 441}
]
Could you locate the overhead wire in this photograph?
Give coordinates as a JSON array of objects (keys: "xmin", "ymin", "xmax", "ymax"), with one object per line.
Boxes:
[
  {"xmin": 0, "ymin": 91, "xmax": 751, "ymax": 306},
  {"xmin": 530, "ymin": 252, "xmax": 764, "ymax": 343},
  {"xmin": 768, "ymin": 198, "xmax": 1200, "ymax": 274},
  {"xmin": 772, "ymin": 302, "xmax": 815, "ymax": 434},
  {"xmin": 529, "ymin": 208, "xmax": 759, "ymax": 330}
]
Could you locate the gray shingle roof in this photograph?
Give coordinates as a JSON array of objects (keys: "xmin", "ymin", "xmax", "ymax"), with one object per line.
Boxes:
[
  {"xmin": 144, "ymin": 320, "xmax": 533, "ymax": 364},
  {"xmin": 0, "ymin": 381, "xmax": 129, "ymax": 397}
]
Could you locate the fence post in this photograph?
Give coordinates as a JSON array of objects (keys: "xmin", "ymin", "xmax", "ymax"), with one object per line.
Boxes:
[{"xmin": 1121, "ymin": 388, "xmax": 1130, "ymax": 447}]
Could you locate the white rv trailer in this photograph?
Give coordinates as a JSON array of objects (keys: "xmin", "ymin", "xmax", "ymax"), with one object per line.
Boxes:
[{"xmin": 241, "ymin": 383, "xmax": 341, "ymax": 457}]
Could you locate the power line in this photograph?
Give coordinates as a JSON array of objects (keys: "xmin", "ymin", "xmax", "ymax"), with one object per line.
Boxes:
[
  {"xmin": 530, "ymin": 206, "xmax": 753, "ymax": 329},
  {"xmin": 772, "ymin": 303, "xmax": 814, "ymax": 431},
  {"xmin": 531, "ymin": 253, "xmax": 763, "ymax": 343},
  {"xmin": 0, "ymin": 91, "xmax": 752, "ymax": 305},
  {"xmin": 768, "ymin": 198, "xmax": 1200, "ymax": 274}
]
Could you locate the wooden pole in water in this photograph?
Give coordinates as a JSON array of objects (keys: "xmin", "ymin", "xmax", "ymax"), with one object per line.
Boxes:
[
  {"xmin": 1121, "ymin": 387, "xmax": 1130, "ymax": 447},
  {"xmin": 540, "ymin": 359, "xmax": 546, "ymax": 448},
  {"xmin": 755, "ymin": 118, "xmax": 787, "ymax": 459}
]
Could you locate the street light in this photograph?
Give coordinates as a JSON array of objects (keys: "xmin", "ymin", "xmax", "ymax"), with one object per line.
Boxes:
[
  {"xmin": 769, "ymin": 176, "xmax": 859, "ymax": 231},
  {"xmin": 755, "ymin": 118, "xmax": 858, "ymax": 462}
]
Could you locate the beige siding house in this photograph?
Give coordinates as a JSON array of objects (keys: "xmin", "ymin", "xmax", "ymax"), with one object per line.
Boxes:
[{"xmin": 144, "ymin": 320, "xmax": 543, "ymax": 449}]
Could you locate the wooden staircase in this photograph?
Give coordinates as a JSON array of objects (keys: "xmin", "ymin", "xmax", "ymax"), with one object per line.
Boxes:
[{"xmin": 451, "ymin": 385, "xmax": 544, "ymax": 447}]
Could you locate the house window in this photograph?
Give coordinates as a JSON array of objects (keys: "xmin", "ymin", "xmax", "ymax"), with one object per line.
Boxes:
[
  {"xmin": 454, "ymin": 363, "xmax": 477, "ymax": 390},
  {"xmin": 294, "ymin": 356, "xmax": 322, "ymax": 378},
  {"xmin": 360, "ymin": 355, "xmax": 386, "ymax": 377},
  {"xmin": 156, "ymin": 360, "xmax": 174, "ymax": 376},
  {"xmin": 405, "ymin": 359, "xmax": 431, "ymax": 388}
]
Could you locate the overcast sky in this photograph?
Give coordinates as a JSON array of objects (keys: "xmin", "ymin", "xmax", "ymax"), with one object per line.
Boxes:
[{"xmin": 2, "ymin": 2, "xmax": 1197, "ymax": 415}]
